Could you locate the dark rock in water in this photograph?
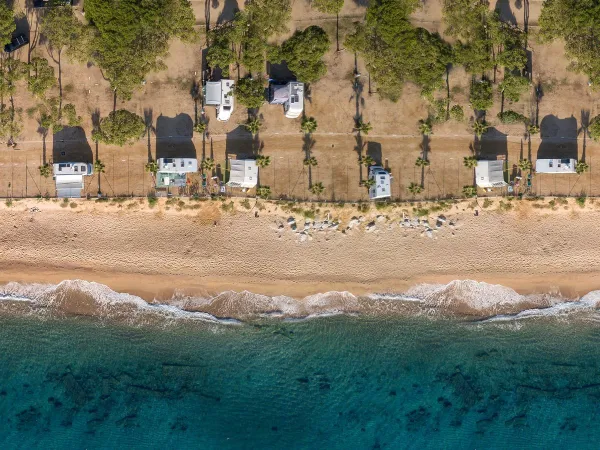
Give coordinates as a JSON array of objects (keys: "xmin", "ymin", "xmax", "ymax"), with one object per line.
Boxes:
[
  {"xmin": 450, "ymin": 419, "xmax": 462, "ymax": 428},
  {"xmin": 560, "ymin": 417, "xmax": 578, "ymax": 432},
  {"xmin": 405, "ymin": 406, "xmax": 430, "ymax": 431},
  {"xmin": 475, "ymin": 351, "xmax": 490, "ymax": 358},
  {"xmin": 16, "ymin": 406, "xmax": 41, "ymax": 431},
  {"xmin": 319, "ymin": 383, "xmax": 331, "ymax": 391},
  {"xmin": 297, "ymin": 377, "xmax": 309, "ymax": 384},
  {"xmin": 271, "ymin": 426, "xmax": 278, "ymax": 431},
  {"xmin": 437, "ymin": 397, "xmax": 452, "ymax": 408},
  {"xmin": 448, "ymin": 371, "xmax": 480, "ymax": 407},
  {"xmin": 61, "ymin": 372, "xmax": 88, "ymax": 408},
  {"xmin": 0, "ymin": 391, "xmax": 6, "ymax": 396},
  {"xmin": 389, "ymin": 390, "xmax": 396, "ymax": 396},
  {"xmin": 115, "ymin": 413, "xmax": 138, "ymax": 428},
  {"xmin": 505, "ymin": 413, "xmax": 528, "ymax": 428}
]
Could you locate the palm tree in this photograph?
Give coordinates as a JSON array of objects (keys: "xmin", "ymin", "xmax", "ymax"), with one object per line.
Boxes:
[
  {"xmin": 463, "ymin": 156, "xmax": 478, "ymax": 169},
  {"xmin": 362, "ymin": 178, "xmax": 376, "ymax": 190},
  {"xmin": 255, "ymin": 155, "xmax": 271, "ymax": 168},
  {"xmin": 407, "ymin": 182, "xmax": 423, "ymax": 195},
  {"xmin": 256, "ymin": 185, "xmax": 271, "ymax": 199},
  {"xmin": 303, "ymin": 156, "xmax": 318, "ymax": 167},
  {"xmin": 462, "ymin": 185, "xmax": 477, "ymax": 198},
  {"xmin": 145, "ymin": 160, "xmax": 159, "ymax": 175},
  {"xmin": 245, "ymin": 117, "xmax": 261, "ymax": 136},
  {"xmin": 418, "ymin": 119, "xmax": 432, "ymax": 136},
  {"xmin": 472, "ymin": 120, "xmax": 490, "ymax": 139},
  {"xmin": 39, "ymin": 163, "xmax": 51, "ymax": 178},
  {"xmin": 94, "ymin": 160, "xmax": 105, "ymax": 174},
  {"xmin": 359, "ymin": 155, "xmax": 375, "ymax": 167},
  {"xmin": 301, "ymin": 116, "xmax": 318, "ymax": 134},
  {"xmin": 354, "ymin": 119, "xmax": 372, "ymax": 135},
  {"xmin": 518, "ymin": 159, "xmax": 533, "ymax": 172},
  {"xmin": 415, "ymin": 157, "xmax": 430, "ymax": 167},
  {"xmin": 576, "ymin": 160, "xmax": 590, "ymax": 174},
  {"xmin": 310, "ymin": 182, "xmax": 325, "ymax": 195},
  {"xmin": 194, "ymin": 121, "xmax": 207, "ymax": 135},
  {"xmin": 201, "ymin": 158, "xmax": 216, "ymax": 172}
]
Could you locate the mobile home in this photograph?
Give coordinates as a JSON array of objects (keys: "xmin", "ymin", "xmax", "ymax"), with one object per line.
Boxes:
[
  {"xmin": 53, "ymin": 162, "xmax": 93, "ymax": 198},
  {"xmin": 204, "ymin": 80, "xmax": 234, "ymax": 122}
]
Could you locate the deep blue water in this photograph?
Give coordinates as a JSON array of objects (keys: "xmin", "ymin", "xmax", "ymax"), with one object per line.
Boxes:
[{"xmin": 0, "ymin": 314, "xmax": 599, "ymax": 449}]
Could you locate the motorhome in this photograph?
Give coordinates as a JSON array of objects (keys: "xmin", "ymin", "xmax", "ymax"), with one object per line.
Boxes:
[
  {"xmin": 368, "ymin": 166, "xmax": 391, "ymax": 200},
  {"xmin": 156, "ymin": 158, "xmax": 198, "ymax": 188},
  {"xmin": 53, "ymin": 162, "xmax": 93, "ymax": 198},
  {"xmin": 204, "ymin": 80, "xmax": 234, "ymax": 122},
  {"xmin": 269, "ymin": 82, "xmax": 304, "ymax": 119},
  {"xmin": 535, "ymin": 158, "xmax": 577, "ymax": 174}
]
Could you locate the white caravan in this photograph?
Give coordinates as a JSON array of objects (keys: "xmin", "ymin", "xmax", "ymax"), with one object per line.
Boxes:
[
  {"xmin": 269, "ymin": 82, "xmax": 304, "ymax": 119},
  {"xmin": 205, "ymin": 80, "xmax": 234, "ymax": 122},
  {"xmin": 53, "ymin": 162, "xmax": 93, "ymax": 198}
]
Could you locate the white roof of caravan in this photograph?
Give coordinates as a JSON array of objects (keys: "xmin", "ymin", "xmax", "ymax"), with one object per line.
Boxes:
[
  {"xmin": 53, "ymin": 162, "xmax": 89, "ymax": 176},
  {"xmin": 535, "ymin": 158, "xmax": 576, "ymax": 174},
  {"xmin": 285, "ymin": 82, "xmax": 304, "ymax": 117},
  {"xmin": 205, "ymin": 81, "xmax": 222, "ymax": 105},
  {"xmin": 368, "ymin": 166, "xmax": 391, "ymax": 200},
  {"xmin": 205, "ymin": 80, "xmax": 234, "ymax": 106},
  {"xmin": 157, "ymin": 158, "xmax": 198, "ymax": 173},
  {"xmin": 55, "ymin": 175, "xmax": 84, "ymax": 198},
  {"xmin": 475, "ymin": 160, "xmax": 507, "ymax": 188},
  {"xmin": 227, "ymin": 159, "xmax": 258, "ymax": 188}
]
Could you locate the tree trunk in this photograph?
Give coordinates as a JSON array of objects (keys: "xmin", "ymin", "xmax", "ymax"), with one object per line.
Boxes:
[{"xmin": 58, "ymin": 50, "xmax": 63, "ymax": 114}]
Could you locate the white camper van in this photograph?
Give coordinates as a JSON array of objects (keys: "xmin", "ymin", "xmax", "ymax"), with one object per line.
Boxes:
[
  {"xmin": 52, "ymin": 162, "xmax": 93, "ymax": 198},
  {"xmin": 269, "ymin": 82, "xmax": 304, "ymax": 119},
  {"xmin": 205, "ymin": 80, "xmax": 234, "ymax": 122}
]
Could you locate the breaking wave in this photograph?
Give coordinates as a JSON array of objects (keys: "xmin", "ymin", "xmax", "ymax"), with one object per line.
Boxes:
[{"xmin": 0, "ymin": 279, "xmax": 600, "ymax": 324}]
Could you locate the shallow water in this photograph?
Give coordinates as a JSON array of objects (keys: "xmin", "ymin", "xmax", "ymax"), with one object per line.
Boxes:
[{"xmin": 1, "ymin": 312, "xmax": 600, "ymax": 449}]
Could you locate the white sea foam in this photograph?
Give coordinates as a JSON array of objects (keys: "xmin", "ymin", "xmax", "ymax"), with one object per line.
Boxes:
[{"xmin": 0, "ymin": 278, "xmax": 596, "ymax": 323}]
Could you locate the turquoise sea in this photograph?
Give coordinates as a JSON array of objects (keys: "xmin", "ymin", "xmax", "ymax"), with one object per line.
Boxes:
[{"xmin": 0, "ymin": 281, "xmax": 599, "ymax": 449}]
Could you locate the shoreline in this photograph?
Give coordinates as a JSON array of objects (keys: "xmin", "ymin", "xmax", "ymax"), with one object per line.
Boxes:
[
  {"xmin": 2, "ymin": 196, "xmax": 600, "ymax": 303},
  {"xmin": 1, "ymin": 262, "xmax": 600, "ymax": 301}
]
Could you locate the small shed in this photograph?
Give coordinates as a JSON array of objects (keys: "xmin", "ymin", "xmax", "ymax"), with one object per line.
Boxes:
[
  {"xmin": 475, "ymin": 160, "xmax": 507, "ymax": 188},
  {"xmin": 368, "ymin": 166, "xmax": 391, "ymax": 200},
  {"xmin": 535, "ymin": 158, "xmax": 577, "ymax": 174},
  {"xmin": 227, "ymin": 159, "xmax": 258, "ymax": 188}
]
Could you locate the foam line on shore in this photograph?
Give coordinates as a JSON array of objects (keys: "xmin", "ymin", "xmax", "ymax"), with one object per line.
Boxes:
[{"xmin": 0, "ymin": 279, "xmax": 598, "ymax": 324}]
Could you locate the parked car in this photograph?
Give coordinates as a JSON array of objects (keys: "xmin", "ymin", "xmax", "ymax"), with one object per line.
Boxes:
[{"xmin": 4, "ymin": 35, "xmax": 29, "ymax": 54}]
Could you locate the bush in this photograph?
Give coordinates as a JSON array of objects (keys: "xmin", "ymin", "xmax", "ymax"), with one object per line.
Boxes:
[
  {"xmin": 470, "ymin": 80, "xmax": 493, "ymax": 111},
  {"xmin": 497, "ymin": 110, "xmax": 528, "ymax": 124},
  {"xmin": 234, "ymin": 77, "xmax": 265, "ymax": 109},
  {"xmin": 93, "ymin": 110, "xmax": 145, "ymax": 146},
  {"xmin": 589, "ymin": 116, "xmax": 600, "ymax": 141},
  {"xmin": 499, "ymin": 73, "xmax": 530, "ymax": 102},
  {"xmin": 449, "ymin": 105, "xmax": 464, "ymax": 121},
  {"xmin": 268, "ymin": 26, "xmax": 330, "ymax": 83},
  {"xmin": 147, "ymin": 195, "xmax": 158, "ymax": 208},
  {"xmin": 576, "ymin": 196, "xmax": 586, "ymax": 208}
]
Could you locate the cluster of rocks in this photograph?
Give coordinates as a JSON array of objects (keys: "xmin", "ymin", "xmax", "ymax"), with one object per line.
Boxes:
[
  {"xmin": 277, "ymin": 217, "xmax": 341, "ymax": 242},
  {"xmin": 275, "ymin": 213, "xmax": 459, "ymax": 243},
  {"xmin": 399, "ymin": 214, "xmax": 458, "ymax": 239}
]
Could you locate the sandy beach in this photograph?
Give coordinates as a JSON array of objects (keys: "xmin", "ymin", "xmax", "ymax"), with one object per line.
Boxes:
[{"xmin": 1, "ymin": 196, "xmax": 600, "ymax": 302}]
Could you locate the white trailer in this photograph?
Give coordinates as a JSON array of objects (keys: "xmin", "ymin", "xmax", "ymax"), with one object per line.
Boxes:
[
  {"xmin": 269, "ymin": 82, "xmax": 304, "ymax": 118},
  {"xmin": 204, "ymin": 80, "xmax": 234, "ymax": 122}
]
